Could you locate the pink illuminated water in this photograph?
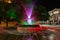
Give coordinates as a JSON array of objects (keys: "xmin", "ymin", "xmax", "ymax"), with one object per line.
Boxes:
[
  {"xmin": 23, "ymin": 3, "xmax": 35, "ymax": 24},
  {"xmin": 24, "ymin": 4, "xmax": 34, "ymax": 18}
]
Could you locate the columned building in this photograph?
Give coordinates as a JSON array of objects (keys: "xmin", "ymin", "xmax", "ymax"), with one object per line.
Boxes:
[{"xmin": 48, "ymin": 8, "xmax": 60, "ymax": 24}]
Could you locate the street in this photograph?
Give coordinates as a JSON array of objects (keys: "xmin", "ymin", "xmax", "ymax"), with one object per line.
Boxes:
[{"xmin": 0, "ymin": 25, "xmax": 60, "ymax": 40}]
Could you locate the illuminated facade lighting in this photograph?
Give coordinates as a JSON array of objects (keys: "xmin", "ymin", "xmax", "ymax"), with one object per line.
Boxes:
[{"xmin": 53, "ymin": 11, "xmax": 59, "ymax": 14}]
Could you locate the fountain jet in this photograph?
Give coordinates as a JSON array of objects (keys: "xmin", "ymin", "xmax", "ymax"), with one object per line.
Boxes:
[{"xmin": 23, "ymin": 2, "xmax": 35, "ymax": 24}]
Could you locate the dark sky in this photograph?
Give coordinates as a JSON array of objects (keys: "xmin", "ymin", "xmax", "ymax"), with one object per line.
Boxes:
[{"xmin": 38, "ymin": 0, "xmax": 60, "ymax": 11}]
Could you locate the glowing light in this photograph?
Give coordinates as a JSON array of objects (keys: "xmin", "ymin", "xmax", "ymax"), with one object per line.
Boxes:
[
  {"xmin": 22, "ymin": 21, "xmax": 28, "ymax": 25},
  {"xmin": 22, "ymin": 0, "xmax": 36, "ymax": 25},
  {"xmin": 5, "ymin": 0, "xmax": 12, "ymax": 3},
  {"xmin": 54, "ymin": 11, "xmax": 59, "ymax": 14},
  {"xmin": 23, "ymin": 3, "xmax": 34, "ymax": 24},
  {"xmin": 28, "ymin": 16, "xmax": 31, "ymax": 19},
  {"xmin": 24, "ymin": 4, "xmax": 34, "ymax": 18},
  {"xmin": 27, "ymin": 18, "xmax": 32, "ymax": 24}
]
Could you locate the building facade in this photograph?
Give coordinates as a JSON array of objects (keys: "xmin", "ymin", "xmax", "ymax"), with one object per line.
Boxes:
[{"xmin": 48, "ymin": 8, "xmax": 60, "ymax": 24}]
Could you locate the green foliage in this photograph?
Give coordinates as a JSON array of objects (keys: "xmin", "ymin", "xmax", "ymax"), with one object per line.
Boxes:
[{"xmin": 7, "ymin": 7, "xmax": 16, "ymax": 19}]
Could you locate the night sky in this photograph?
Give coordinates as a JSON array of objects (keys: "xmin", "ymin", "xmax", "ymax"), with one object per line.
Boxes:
[{"xmin": 38, "ymin": 0, "xmax": 60, "ymax": 11}]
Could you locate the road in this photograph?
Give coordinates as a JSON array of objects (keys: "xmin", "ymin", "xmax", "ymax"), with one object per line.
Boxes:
[{"xmin": 0, "ymin": 25, "xmax": 60, "ymax": 40}]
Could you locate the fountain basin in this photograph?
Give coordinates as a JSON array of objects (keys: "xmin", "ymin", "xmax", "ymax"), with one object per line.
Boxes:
[{"xmin": 17, "ymin": 25, "xmax": 42, "ymax": 33}]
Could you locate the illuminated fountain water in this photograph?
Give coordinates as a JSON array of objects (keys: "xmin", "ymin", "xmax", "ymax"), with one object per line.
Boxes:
[{"xmin": 22, "ymin": 2, "xmax": 35, "ymax": 25}]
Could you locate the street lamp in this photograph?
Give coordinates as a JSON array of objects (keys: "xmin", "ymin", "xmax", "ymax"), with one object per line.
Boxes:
[{"xmin": 4, "ymin": 0, "xmax": 12, "ymax": 4}]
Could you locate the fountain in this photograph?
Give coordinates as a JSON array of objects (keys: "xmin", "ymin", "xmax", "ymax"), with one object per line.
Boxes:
[
  {"xmin": 5, "ymin": 0, "xmax": 42, "ymax": 35},
  {"xmin": 21, "ymin": 0, "xmax": 35, "ymax": 25},
  {"xmin": 17, "ymin": 0, "xmax": 42, "ymax": 33}
]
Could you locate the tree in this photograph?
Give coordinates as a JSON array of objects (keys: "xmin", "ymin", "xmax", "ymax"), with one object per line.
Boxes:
[
  {"xmin": 16, "ymin": 5, "xmax": 24, "ymax": 24},
  {"xmin": 34, "ymin": 4, "xmax": 50, "ymax": 21},
  {"xmin": 0, "ymin": 7, "xmax": 3, "ymax": 24},
  {"xmin": 2, "ymin": 2, "xmax": 17, "ymax": 27},
  {"xmin": 0, "ymin": 2, "xmax": 5, "ymax": 24},
  {"xmin": 0, "ymin": 0, "xmax": 24, "ymax": 27}
]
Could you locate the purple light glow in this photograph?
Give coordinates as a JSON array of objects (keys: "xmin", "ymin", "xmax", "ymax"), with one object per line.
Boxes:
[
  {"xmin": 24, "ymin": 3, "xmax": 34, "ymax": 18},
  {"xmin": 26, "ymin": 37, "xmax": 33, "ymax": 40},
  {"xmin": 28, "ymin": 16, "xmax": 30, "ymax": 19},
  {"xmin": 23, "ymin": 2, "xmax": 35, "ymax": 24}
]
